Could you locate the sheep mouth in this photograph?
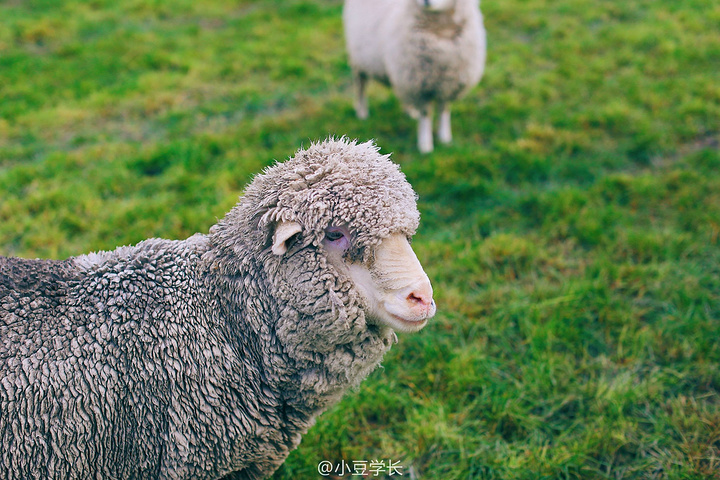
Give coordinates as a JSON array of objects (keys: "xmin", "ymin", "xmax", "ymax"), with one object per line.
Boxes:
[
  {"xmin": 364, "ymin": 310, "xmax": 429, "ymax": 334},
  {"xmin": 380, "ymin": 295, "xmax": 435, "ymax": 332},
  {"xmin": 381, "ymin": 312, "xmax": 430, "ymax": 333},
  {"xmin": 390, "ymin": 313, "xmax": 428, "ymax": 326}
]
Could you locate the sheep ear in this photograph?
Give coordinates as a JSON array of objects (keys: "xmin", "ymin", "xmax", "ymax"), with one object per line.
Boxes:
[{"xmin": 271, "ymin": 221, "xmax": 303, "ymax": 256}]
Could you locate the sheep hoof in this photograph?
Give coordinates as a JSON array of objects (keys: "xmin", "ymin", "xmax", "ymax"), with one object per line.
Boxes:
[
  {"xmin": 438, "ymin": 109, "xmax": 452, "ymax": 144},
  {"xmin": 418, "ymin": 139, "xmax": 434, "ymax": 154},
  {"xmin": 418, "ymin": 116, "xmax": 434, "ymax": 153}
]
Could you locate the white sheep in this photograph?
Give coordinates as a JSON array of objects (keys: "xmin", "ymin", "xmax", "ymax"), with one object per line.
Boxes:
[
  {"xmin": 343, "ymin": 0, "xmax": 487, "ymax": 153},
  {"xmin": 0, "ymin": 138, "xmax": 436, "ymax": 479}
]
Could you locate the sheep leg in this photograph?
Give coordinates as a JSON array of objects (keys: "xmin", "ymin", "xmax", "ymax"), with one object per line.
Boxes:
[
  {"xmin": 417, "ymin": 105, "xmax": 434, "ymax": 153},
  {"xmin": 438, "ymin": 103, "xmax": 452, "ymax": 144},
  {"xmin": 353, "ymin": 72, "xmax": 369, "ymax": 119}
]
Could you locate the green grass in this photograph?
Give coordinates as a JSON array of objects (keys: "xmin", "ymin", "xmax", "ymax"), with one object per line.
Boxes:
[{"xmin": 1, "ymin": 0, "xmax": 719, "ymax": 478}]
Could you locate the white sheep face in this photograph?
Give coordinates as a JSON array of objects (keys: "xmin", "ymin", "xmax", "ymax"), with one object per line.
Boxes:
[
  {"xmin": 323, "ymin": 227, "xmax": 436, "ymax": 333},
  {"xmin": 415, "ymin": 0, "xmax": 457, "ymax": 12}
]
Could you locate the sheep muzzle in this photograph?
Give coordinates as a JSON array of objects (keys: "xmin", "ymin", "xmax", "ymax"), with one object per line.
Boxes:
[{"xmin": 333, "ymin": 233, "xmax": 436, "ymax": 333}]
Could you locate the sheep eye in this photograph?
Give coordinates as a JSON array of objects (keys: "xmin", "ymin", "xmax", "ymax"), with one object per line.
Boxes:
[{"xmin": 325, "ymin": 230, "xmax": 345, "ymax": 242}]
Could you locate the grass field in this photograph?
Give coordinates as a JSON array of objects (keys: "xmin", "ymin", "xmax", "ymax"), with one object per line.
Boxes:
[{"xmin": 1, "ymin": 0, "xmax": 719, "ymax": 478}]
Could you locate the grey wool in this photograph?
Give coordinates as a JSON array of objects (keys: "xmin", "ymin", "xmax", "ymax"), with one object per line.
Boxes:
[{"xmin": 0, "ymin": 138, "xmax": 422, "ymax": 479}]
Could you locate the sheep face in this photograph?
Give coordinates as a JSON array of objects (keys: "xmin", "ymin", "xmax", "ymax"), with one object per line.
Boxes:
[
  {"xmin": 273, "ymin": 222, "xmax": 435, "ymax": 333},
  {"xmin": 334, "ymin": 231, "xmax": 435, "ymax": 333},
  {"xmin": 415, "ymin": 0, "xmax": 457, "ymax": 12}
]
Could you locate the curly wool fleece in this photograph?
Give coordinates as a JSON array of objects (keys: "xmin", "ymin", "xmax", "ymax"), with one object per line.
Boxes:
[{"xmin": 0, "ymin": 138, "xmax": 422, "ymax": 480}]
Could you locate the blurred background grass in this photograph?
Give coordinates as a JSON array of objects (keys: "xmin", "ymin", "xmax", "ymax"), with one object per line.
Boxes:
[{"xmin": 1, "ymin": 0, "xmax": 719, "ymax": 478}]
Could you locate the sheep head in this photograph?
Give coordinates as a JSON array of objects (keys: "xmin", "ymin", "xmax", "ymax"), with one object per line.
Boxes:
[
  {"xmin": 210, "ymin": 137, "xmax": 435, "ymax": 371},
  {"xmin": 262, "ymin": 138, "xmax": 436, "ymax": 335}
]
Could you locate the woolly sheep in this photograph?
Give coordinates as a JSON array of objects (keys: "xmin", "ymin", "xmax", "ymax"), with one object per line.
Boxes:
[
  {"xmin": 343, "ymin": 0, "xmax": 487, "ymax": 153},
  {"xmin": 0, "ymin": 138, "xmax": 436, "ymax": 480}
]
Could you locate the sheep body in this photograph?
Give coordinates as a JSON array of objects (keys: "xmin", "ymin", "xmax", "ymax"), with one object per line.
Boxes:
[
  {"xmin": 343, "ymin": 0, "xmax": 487, "ymax": 152},
  {"xmin": 0, "ymin": 139, "xmax": 432, "ymax": 479},
  {"xmin": 1, "ymin": 237, "xmax": 286, "ymax": 480}
]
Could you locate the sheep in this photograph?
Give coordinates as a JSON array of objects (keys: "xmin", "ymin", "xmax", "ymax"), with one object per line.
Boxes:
[
  {"xmin": 343, "ymin": 0, "xmax": 487, "ymax": 153},
  {"xmin": 0, "ymin": 138, "xmax": 436, "ymax": 480}
]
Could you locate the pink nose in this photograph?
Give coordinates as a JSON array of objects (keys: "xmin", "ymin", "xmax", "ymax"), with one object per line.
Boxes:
[{"xmin": 406, "ymin": 283, "xmax": 435, "ymax": 314}]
